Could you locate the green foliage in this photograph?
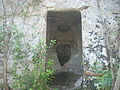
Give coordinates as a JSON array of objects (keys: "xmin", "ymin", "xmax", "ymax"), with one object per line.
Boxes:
[
  {"xmin": 10, "ymin": 27, "xmax": 56, "ymax": 90},
  {"xmin": 0, "ymin": 0, "xmax": 52, "ymax": 89},
  {"xmin": 54, "ymin": 88, "xmax": 58, "ymax": 90},
  {"xmin": 0, "ymin": 24, "xmax": 5, "ymax": 53},
  {"xmin": 91, "ymin": 61, "xmax": 112, "ymax": 90},
  {"xmin": 19, "ymin": 0, "xmax": 41, "ymax": 18},
  {"xmin": 32, "ymin": 0, "xmax": 41, "ymax": 6},
  {"xmin": 0, "ymin": 83, "xmax": 3, "ymax": 88}
]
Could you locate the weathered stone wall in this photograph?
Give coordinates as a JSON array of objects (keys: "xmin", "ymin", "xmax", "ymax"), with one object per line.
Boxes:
[
  {"xmin": 0, "ymin": 0, "xmax": 119, "ymax": 87},
  {"xmin": 38, "ymin": 0, "xmax": 119, "ymax": 67}
]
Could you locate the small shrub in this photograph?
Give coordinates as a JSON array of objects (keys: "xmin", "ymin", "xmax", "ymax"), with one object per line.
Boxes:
[
  {"xmin": 10, "ymin": 28, "xmax": 56, "ymax": 90},
  {"xmin": 91, "ymin": 61, "xmax": 112, "ymax": 90}
]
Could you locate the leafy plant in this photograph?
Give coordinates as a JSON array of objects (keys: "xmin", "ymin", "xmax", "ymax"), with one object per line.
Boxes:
[
  {"xmin": 91, "ymin": 61, "xmax": 112, "ymax": 90},
  {"xmin": 10, "ymin": 27, "xmax": 56, "ymax": 90}
]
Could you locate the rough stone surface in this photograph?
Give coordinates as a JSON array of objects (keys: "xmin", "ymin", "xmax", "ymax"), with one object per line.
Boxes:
[
  {"xmin": 47, "ymin": 11, "xmax": 82, "ymax": 75},
  {"xmin": 0, "ymin": 0, "xmax": 119, "ymax": 89}
]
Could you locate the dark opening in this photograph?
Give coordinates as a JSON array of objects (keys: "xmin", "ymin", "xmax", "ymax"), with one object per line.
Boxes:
[
  {"xmin": 56, "ymin": 44, "xmax": 71, "ymax": 66},
  {"xmin": 47, "ymin": 10, "xmax": 83, "ymax": 89}
]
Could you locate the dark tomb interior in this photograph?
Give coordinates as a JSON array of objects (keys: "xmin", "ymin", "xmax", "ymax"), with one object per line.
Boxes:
[
  {"xmin": 47, "ymin": 10, "xmax": 82, "ymax": 89},
  {"xmin": 56, "ymin": 44, "xmax": 71, "ymax": 66}
]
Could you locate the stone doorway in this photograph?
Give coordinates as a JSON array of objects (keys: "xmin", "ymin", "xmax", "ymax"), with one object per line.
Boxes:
[{"xmin": 47, "ymin": 10, "xmax": 83, "ymax": 89}]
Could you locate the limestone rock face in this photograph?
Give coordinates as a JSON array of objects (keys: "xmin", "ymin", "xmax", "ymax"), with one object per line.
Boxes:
[{"xmin": 0, "ymin": 0, "xmax": 119, "ymax": 89}]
